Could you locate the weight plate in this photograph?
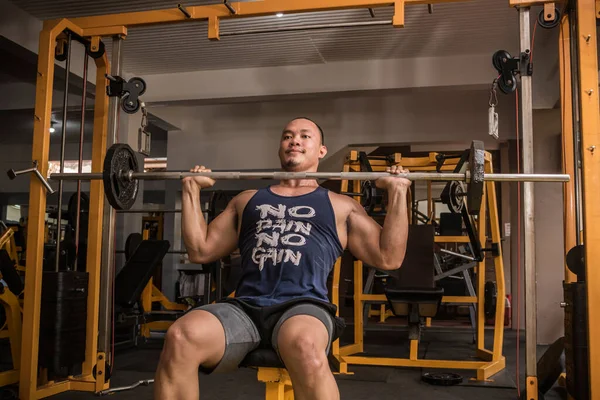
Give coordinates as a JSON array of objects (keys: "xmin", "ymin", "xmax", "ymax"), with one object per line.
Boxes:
[
  {"xmin": 421, "ymin": 372, "xmax": 463, "ymax": 386},
  {"xmin": 467, "ymin": 140, "xmax": 485, "ymax": 215},
  {"xmin": 448, "ymin": 181, "xmax": 466, "ymax": 213},
  {"xmin": 102, "ymin": 143, "xmax": 139, "ymax": 210}
]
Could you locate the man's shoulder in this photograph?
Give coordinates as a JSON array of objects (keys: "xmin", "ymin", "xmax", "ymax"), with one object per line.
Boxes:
[
  {"xmin": 230, "ymin": 189, "xmax": 259, "ymax": 209},
  {"xmin": 326, "ymin": 190, "xmax": 360, "ymax": 214}
]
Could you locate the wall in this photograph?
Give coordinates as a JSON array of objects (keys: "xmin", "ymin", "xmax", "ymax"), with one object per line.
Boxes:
[{"xmin": 157, "ymin": 88, "xmax": 513, "ymax": 173}]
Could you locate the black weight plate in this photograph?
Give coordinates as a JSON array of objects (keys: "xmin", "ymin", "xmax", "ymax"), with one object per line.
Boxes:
[
  {"xmin": 467, "ymin": 140, "xmax": 485, "ymax": 216},
  {"xmin": 566, "ymin": 245, "xmax": 585, "ymax": 277},
  {"xmin": 421, "ymin": 372, "xmax": 463, "ymax": 386},
  {"xmin": 448, "ymin": 181, "xmax": 465, "ymax": 213},
  {"xmin": 102, "ymin": 143, "xmax": 139, "ymax": 210}
]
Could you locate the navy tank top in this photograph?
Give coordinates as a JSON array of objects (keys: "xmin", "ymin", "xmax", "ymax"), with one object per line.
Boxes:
[{"xmin": 235, "ymin": 186, "xmax": 344, "ymax": 307}]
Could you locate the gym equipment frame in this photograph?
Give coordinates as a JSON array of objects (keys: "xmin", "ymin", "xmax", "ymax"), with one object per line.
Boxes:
[
  {"xmin": 329, "ymin": 148, "xmax": 506, "ymax": 380},
  {"xmin": 18, "ymin": 1, "xmax": 598, "ymax": 399}
]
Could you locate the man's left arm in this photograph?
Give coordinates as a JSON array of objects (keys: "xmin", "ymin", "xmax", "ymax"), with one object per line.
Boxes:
[{"xmin": 346, "ymin": 167, "xmax": 410, "ymax": 270}]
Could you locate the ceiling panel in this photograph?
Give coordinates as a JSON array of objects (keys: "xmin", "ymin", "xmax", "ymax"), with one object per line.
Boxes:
[{"xmin": 9, "ymin": 0, "xmax": 519, "ymax": 75}]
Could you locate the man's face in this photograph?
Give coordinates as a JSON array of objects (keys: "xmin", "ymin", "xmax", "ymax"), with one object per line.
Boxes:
[{"xmin": 278, "ymin": 119, "xmax": 327, "ymax": 171}]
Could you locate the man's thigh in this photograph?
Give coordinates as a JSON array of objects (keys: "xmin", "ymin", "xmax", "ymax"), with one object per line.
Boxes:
[
  {"xmin": 192, "ymin": 302, "xmax": 261, "ymax": 373},
  {"xmin": 271, "ymin": 303, "xmax": 334, "ymax": 357}
]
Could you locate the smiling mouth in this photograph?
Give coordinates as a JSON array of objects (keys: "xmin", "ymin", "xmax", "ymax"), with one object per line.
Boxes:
[{"xmin": 286, "ymin": 150, "xmax": 304, "ymax": 154}]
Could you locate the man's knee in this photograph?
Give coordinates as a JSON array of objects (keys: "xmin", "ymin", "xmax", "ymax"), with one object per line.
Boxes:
[
  {"xmin": 162, "ymin": 310, "xmax": 225, "ymax": 365},
  {"xmin": 281, "ymin": 334, "xmax": 326, "ymax": 371},
  {"xmin": 277, "ymin": 315, "xmax": 330, "ymax": 372}
]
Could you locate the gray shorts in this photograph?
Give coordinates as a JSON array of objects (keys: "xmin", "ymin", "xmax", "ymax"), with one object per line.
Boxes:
[{"xmin": 194, "ymin": 301, "xmax": 334, "ymax": 374}]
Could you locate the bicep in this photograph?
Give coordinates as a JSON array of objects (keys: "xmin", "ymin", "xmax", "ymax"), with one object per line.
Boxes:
[{"xmin": 346, "ymin": 203, "xmax": 384, "ymax": 268}]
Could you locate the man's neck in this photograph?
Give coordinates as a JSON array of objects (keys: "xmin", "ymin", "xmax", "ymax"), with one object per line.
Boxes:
[{"xmin": 277, "ymin": 179, "xmax": 319, "ymax": 188}]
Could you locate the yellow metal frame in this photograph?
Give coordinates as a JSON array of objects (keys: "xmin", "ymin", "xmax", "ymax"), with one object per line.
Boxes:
[
  {"xmin": 20, "ymin": 1, "xmax": 598, "ymax": 399},
  {"xmin": 0, "ymin": 288, "xmax": 22, "ymax": 388},
  {"xmin": 0, "ymin": 227, "xmax": 24, "ymax": 272},
  {"xmin": 330, "ymin": 149, "xmax": 506, "ymax": 381}
]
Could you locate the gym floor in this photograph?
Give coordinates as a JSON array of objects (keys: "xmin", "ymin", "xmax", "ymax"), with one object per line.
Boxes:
[{"xmin": 44, "ymin": 329, "xmax": 565, "ymax": 400}]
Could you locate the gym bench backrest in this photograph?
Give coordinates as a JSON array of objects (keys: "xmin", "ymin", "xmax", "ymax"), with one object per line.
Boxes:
[{"xmin": 115, "ymin": 239, "xmax": 170, "ymax": 309}]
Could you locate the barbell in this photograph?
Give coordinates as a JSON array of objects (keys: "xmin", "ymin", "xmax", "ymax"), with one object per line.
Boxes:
[{"xmin": 9, "ymin": 140, "xmax": 569, "ymax": 212}]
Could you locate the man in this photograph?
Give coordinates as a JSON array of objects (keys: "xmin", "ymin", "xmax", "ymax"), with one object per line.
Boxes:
[{"xmin": 154, "ymin": 117, "xmax": 410, "ymax": 400}]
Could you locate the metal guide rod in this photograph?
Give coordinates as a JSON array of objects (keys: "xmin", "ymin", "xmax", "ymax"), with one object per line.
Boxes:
[
  {"xmin": 49, "ymin": 171, "xmax": 570, "ymax": 182},
  {"xmin": 55, "ymin": 32, "xmax": 72, "ymax": 273},
  {"xmin": 75, "ymin": 52, "xmax": 89, "ymax": 261},
  {"xmin": 569, "ymin": 9, "xmax": 583, "ymax": 246},
  {"xmin": 99, "ymin": 36, "xmax": 122, "ymax": 357},
  {"xmin": 519, "ymin": 6, "xmax": 537, "ymax": 385}
]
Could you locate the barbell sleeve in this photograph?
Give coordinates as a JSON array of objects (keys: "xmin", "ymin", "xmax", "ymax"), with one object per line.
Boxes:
[{"xmin": 48, "ymin": 170, "xmax": 570, "ymax": 183}]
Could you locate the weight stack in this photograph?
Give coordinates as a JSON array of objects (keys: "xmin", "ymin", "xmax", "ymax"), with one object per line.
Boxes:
[
  {"xmin": 39, "ymin": 271, "xmax": 88, "ymax": 379},
  {"xmin": 563, "ymin": 281, "xmax": 589, "ymax": 400}
]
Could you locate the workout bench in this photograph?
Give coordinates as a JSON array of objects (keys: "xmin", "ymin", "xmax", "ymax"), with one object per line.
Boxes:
[
  {"xmin": 236, "ymin": 258, "xmax": 343, "ymax": 400},
  {"xmin": 114, "ymin": 239, "xmax": 176, "ymax": 346},
  {"xmin": 384, "ymin": 225, "xmax": 444, "ymax": 353}
]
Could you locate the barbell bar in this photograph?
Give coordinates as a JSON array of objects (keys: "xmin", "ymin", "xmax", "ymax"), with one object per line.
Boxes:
[
  {"xmin": 10, "ymin": 141, "xmax": 570, "ymax": 213},
  {"xmin": 50, "ymin": 170, "xmax": 569, "ymax": 183}
]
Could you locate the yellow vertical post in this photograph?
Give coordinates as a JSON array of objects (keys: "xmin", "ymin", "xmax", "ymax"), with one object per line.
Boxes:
[
  {"xmin": 485, "ymin": 160, "xmax": 506, "ymax": 361},
  {"xmin": 427, "ymin": 181, "xmax": 432, "ymax": 223},
  {"xmin": 476, "ymin": 180, "xmax": 487, "ymax": 352},
  {"xmin": 19, "ymin": 20, "xmax": 68, "ymax": 400},
  {"xmin": 576, "ymin": 0, "xmax": 600, "ymax": 397},
  {"xmin": 558, "ymin": 14, "xmax": 578, "ymax": 284},
  {"xmin": 353, "ymin": 260, "xmax": 364, "ymax": 353},
  {"xmin": 409, "ymin": 340, "xmax": 418, "ymax": 361},
  {"xmin": 82, "ymin": 51, "xmax": 110, "ymax": 379}
]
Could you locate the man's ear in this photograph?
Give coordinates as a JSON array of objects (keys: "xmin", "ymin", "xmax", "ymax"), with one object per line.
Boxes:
[{"xmin": 319, "ymin": 145, "xmax": 328, "ymax": 159}]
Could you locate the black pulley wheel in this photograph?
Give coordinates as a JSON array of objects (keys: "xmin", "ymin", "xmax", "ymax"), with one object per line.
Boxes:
[
  {"xmin": 498, "ymin": 76, "xmax": 517, "ymax": 94},
  {"xmin": 422, "ymin": 372, "xmax": 463, "ymax": 386},
  {"xmin": 55, "ymin": 42, "xmax": 68, "ymax": 62},
  {"xmin": 538, "ymin": 7, "xmax": 560, "ymax": 29},
  {"xmin": 121, "ymin": 96, "xmax": 141, "ymax": 114},
  {"xmin": 86, "ymin": 40, "xmax": 106, "ymax": 59},
  {"xmin": 492, "ymin": 50, "xmax": 511, "ymax": 72},
  {"xmin": 129, "ymin": 77, "xmax": 147, "ymax": 96},
  {"xmin": 102, "ymin": 143, "xmax": 140, "ymax": 210},
  {"xmin": 566, "ymin": 245, "xmax": 585, "ymax": 277}
]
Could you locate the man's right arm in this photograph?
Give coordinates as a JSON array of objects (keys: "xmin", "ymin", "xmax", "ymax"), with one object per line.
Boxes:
[{"xmin": 181, "ymin": 179, "xmax": 239, "ymax": 264}]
